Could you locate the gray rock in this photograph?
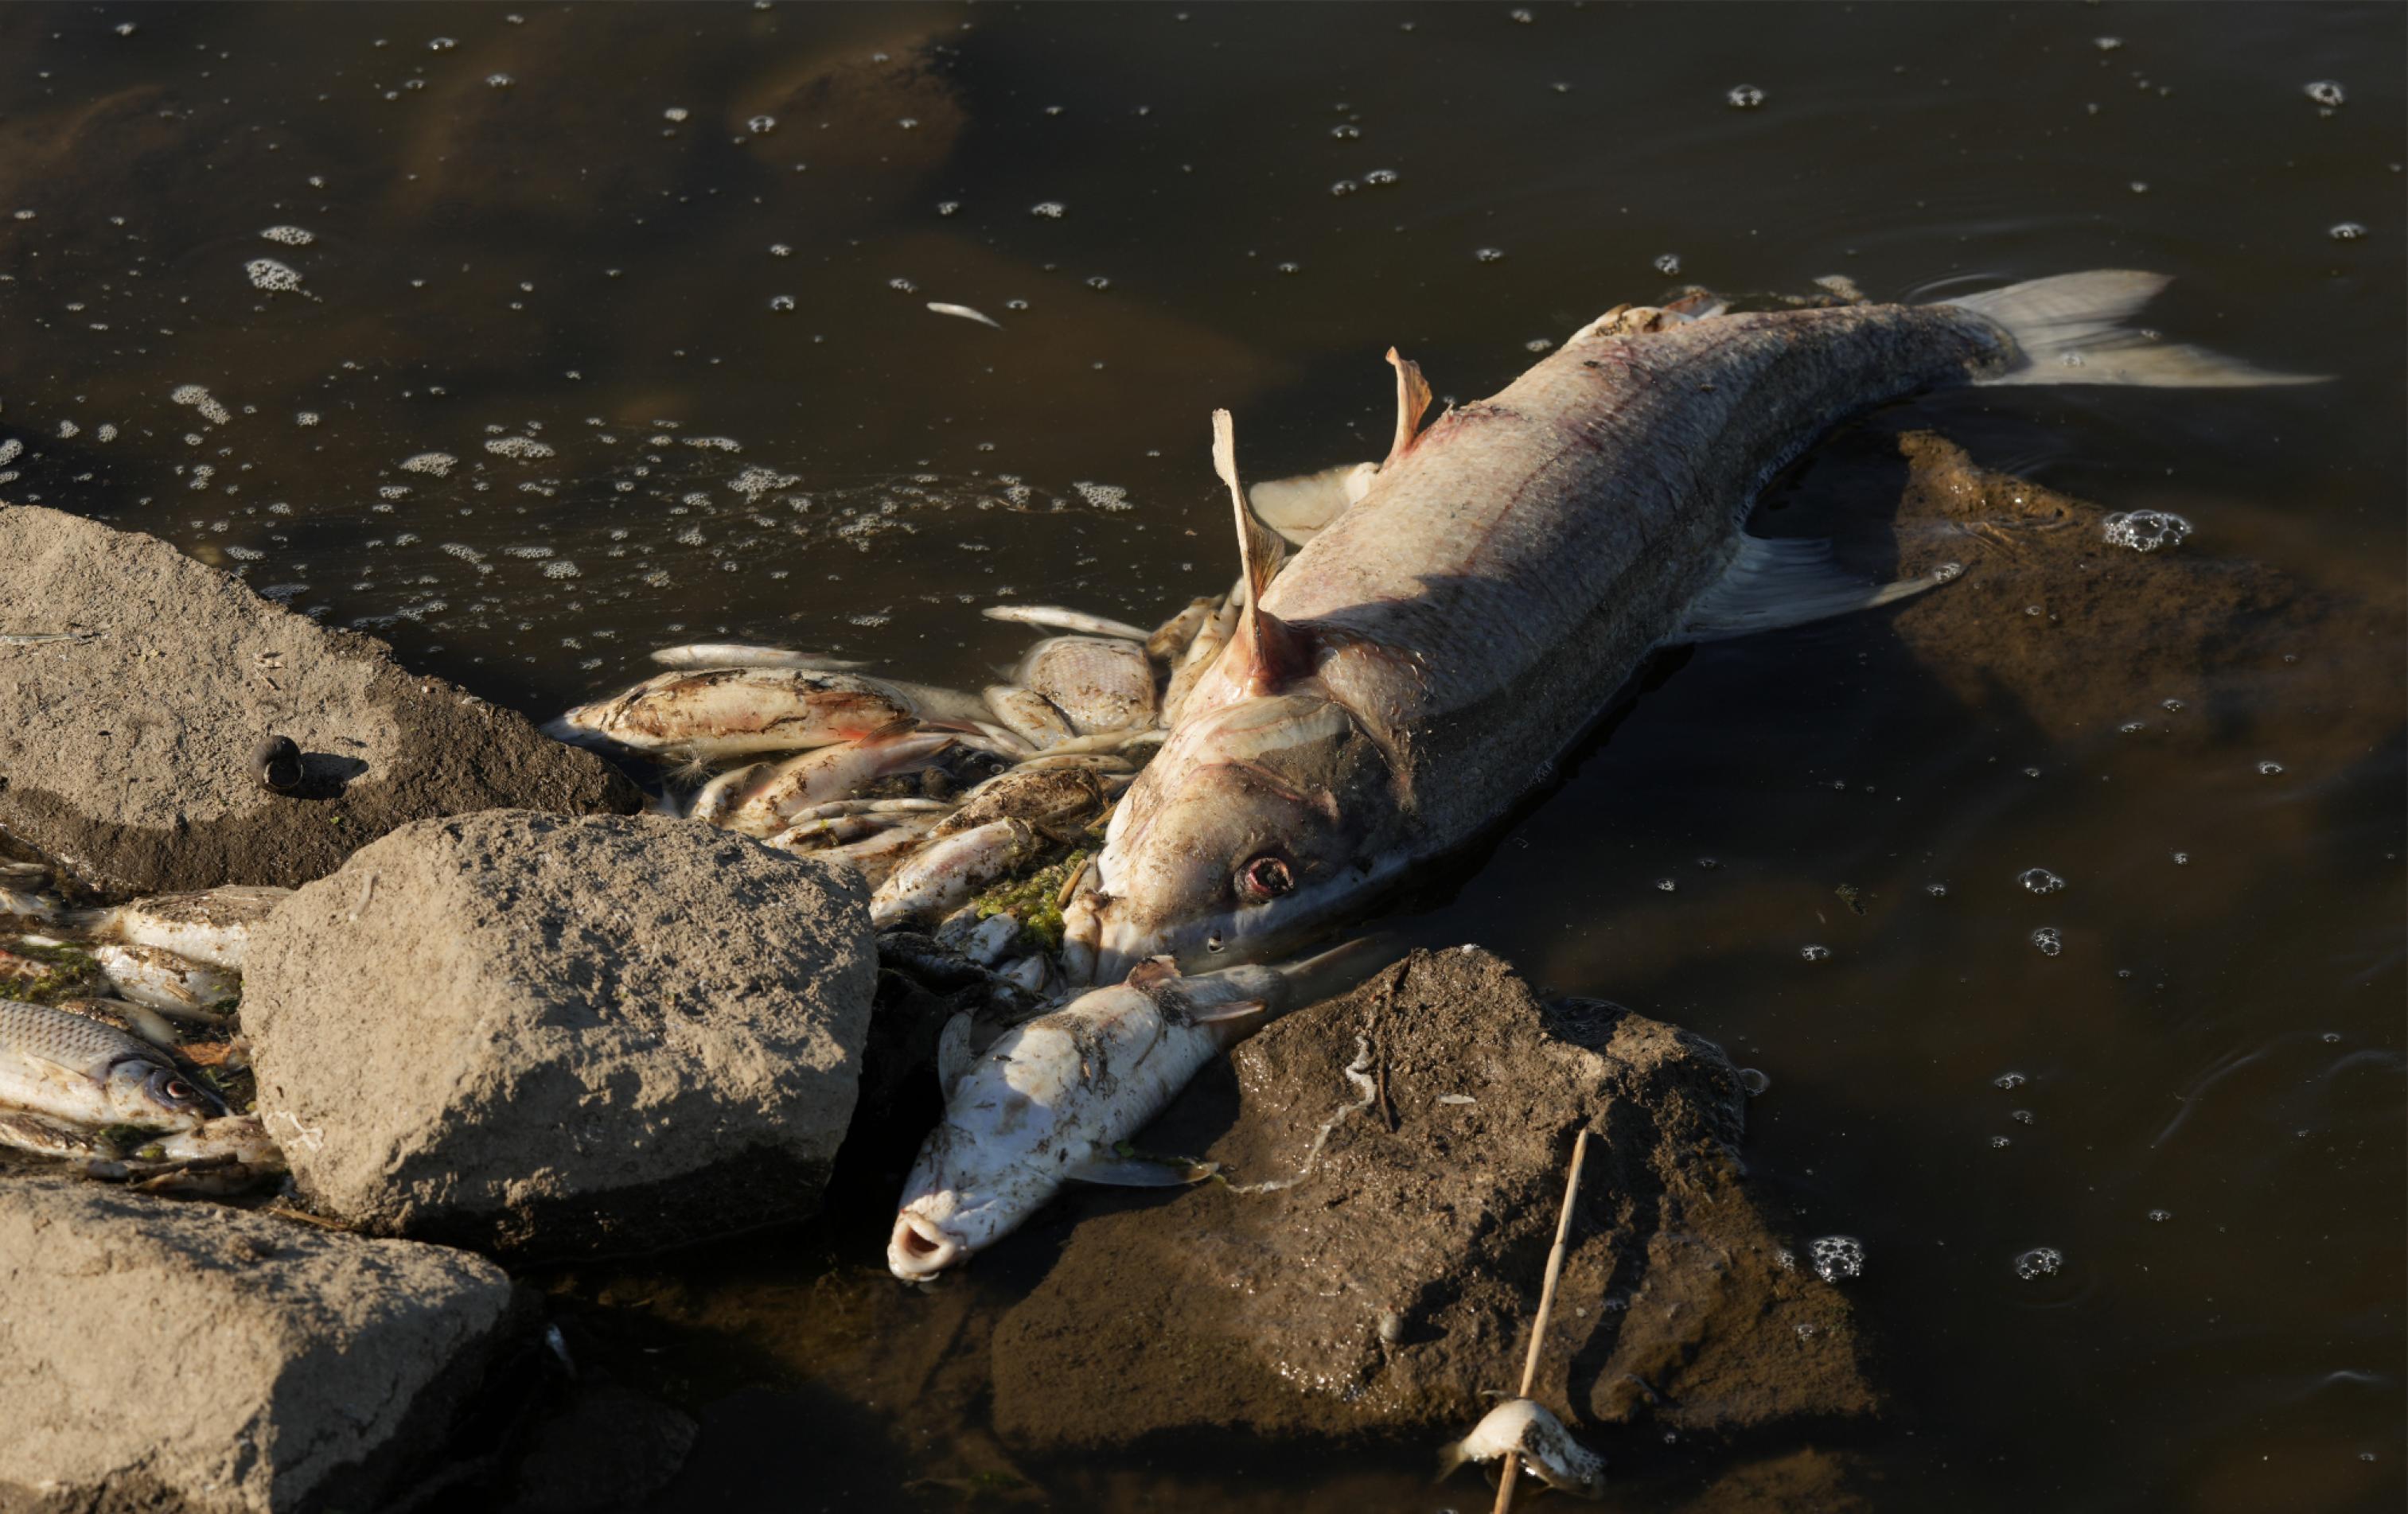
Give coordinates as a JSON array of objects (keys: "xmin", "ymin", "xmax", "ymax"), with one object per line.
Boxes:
[
  {"xmin": 0, "ymin": 505, "xmax": 639, "ymax": 897},
  {"xmin": 244, "ymin": 811, "xmax": 877, "ymax": 1258},
  {"xmin": 991, "ymin": 948, "xmax": 1876, "ymax": 1453},
  {"xmin": 0, "ymin": 1175, "xmax": 525, "ymax": 1514}
]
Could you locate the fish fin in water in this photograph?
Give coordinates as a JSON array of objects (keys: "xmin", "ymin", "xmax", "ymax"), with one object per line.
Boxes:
[
  {"xmin": 1946, "ymin": 270, "xmax": 2328, "ymax": 387},
  {"xmin": 1671, "ymin": 535, "xmax": 1957, "ymax": 644},
  {"xmin": 1385, "ymin": 347, "xmax": 1433, "ymax": 466},
  {"xmin": 1064, "ymin": 1153, "xmax": 1221, "ymax": 1188},
  {"xmin": 1212, "ymin": 410, "xmax": 1316, "ymax": 695},
  {"xmin": 1249, "ymin": 462, "xmax": 1377, "ymax": 547}
]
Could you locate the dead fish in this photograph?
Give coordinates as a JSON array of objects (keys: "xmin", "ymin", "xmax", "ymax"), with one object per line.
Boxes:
[
  {"xmin": 868, "ymin": 818, "xmax": 1044, "ymax": 931},
  {"xmin": 647, "ymin": 642, "xmax": 866, "ymax": 671},
  {"xmin": 559, "ymin": 667, "xmax": 944, "ymax": 761},
  {"xmin": 1437, "ymin": 1398, "xmax": 1607, "ymax": 1500},
  {"xmin": 79, "ymin": 1115, "xmax": 287, "ymax": 1193},
  {"xmin": 1145, "ymin": 596, "xmax": 1220, "ymax": 664},
  {"xmin": 723, "ymin": 726, "xmax": 957, "ymax": 838},
  {"xmin": 1, "ymin": 884, "xmax": 285, "ymax": 973},
  {"xmin": 926, "ymin": 301, "xmax": 1003, "ymax": 330},
  {"xmin": 684, "ymin": 761, "xmax": 767, "ymax": 825},
  {"xmin": 981, "ymin": 683, "xmax": 1075, "ymax": 751},
  {"xmin": 1249, "ymin": 460, "xmax": 1378, "ymax": 547},
  {"xmin": 90, "ymin": 944, "xmax": 238, "ymax": 1016},
  {"xmin": 933, "ymin": 765, "xmax": 1112, "ymax": 841},
  {"xmin": 1016, "ymin": 636, "xmax": 1156, "ymax": 734},
  {"xmin": 52, "ymin": 996, "xmax": 183, "ymax": 1051},
  {"xmin": 982, "ymin": 605, "xmax": 1151, "ymax": 641},
  {"xmin": 1158, "ymin": 592, "xmax": 1238, "ymax": 729},
  {"xmin": 887, "ymin": 940, "xmax": 1386, "ymax": 1279},
  {"xmin": 1073, "ymin": 274, "xmax": 2320, "ymax": 982},
  {"xmin": 0, "ymin": 998, "xmax": 222, "ymax": 1131}
]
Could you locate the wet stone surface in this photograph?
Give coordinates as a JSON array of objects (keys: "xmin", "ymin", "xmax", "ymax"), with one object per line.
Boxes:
[
  {"xmin": 989, "ymin": 947, "xmax": 1875, "ymax": 1454},
  {"xmin": 0, "ymin": 506, "xmax": 640, "ymax": 897}
]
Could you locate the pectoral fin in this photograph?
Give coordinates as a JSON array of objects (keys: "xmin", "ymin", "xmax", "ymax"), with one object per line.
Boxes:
[
  {"xmin": 1064, "ymin": 1153, "xmax": 1222, "ymax": 1187},
  {"xmin": 1184, "ymin": 998, "xmax": 1268, "ymax": 1026},
  {"xmin": 1671, "ymin": 535, "xmax": 1958, "ymax": 644}
]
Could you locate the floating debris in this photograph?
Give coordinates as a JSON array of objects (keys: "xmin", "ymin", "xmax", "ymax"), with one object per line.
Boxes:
[{"xmin": 927, "ymin": 302, "xmax": 1003, "ymax": 329}]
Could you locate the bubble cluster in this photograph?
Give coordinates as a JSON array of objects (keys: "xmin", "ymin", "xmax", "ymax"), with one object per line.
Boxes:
[
  {"xmin": 1029, "ymin": 201, "xmax": 1066, "ymax": 219},
  {"xmin": 2304, "ymin": 80, "xmax": 2346, "ymax": 107},
  {"xmin": 2017, "ymin": 867, "xmax": 2066, "ymax": 894},
  {"xmin": 1737, "ymin": 1068, "xmax": 1771, "ymax": 1096},
  {"xmin": 245, "ymin": 259, "xmax": 304, "ymax": 294},
  {"xmin": 170, "ymin": 385, "xmax": 232, "ymax": 425},
  {"xmin": 1475, "ymin": 247, "xmax": 1506, "ymax": 263},
  {"xmin": 259, "ymin": 225, "xmax": 315, "ymax": 247},
  {"xmin": 1653, "ymin": 252, "xmax": 1682, "ymax": 275},
  {"xmin": 1994, "ymin": 1071, "xmax": 2026, "ymax": 1090},
  {"xmin": 2031, "ymin": 927, "xmax": 2062, "ymax": 956},
  {"xmin": 1799, "ymin": 944, "xmax": 1830, "ymax": 962},
  {"xmin": 484, "ymin": 436, "xmax": 556, "ymax": 461},
  {"xmin": 1726, "ymin": 84, "xmax": 1765, "ymax": 109},
  {"xmin": 1925, "ymin": 882, "xmax": 1948, "ymax": 897},
  {"xmin": 2329, "ymin": 222, "xmax": 2367, "ymax": 241},
  {"xmin": 2013, "ymin": 1246, "xmax": 2064, "ymax": 1281},
  {"xmin": 1809, "ymin": 1236, "xmax": 1864, "ymax": 1283},
  {"xmin": 2256, "ymin": 760, "xmax": 2285, "ymax": 776},
  {"xmin": 2102, "ymin": 509, "xmax": 2192, "ymax": 552}
]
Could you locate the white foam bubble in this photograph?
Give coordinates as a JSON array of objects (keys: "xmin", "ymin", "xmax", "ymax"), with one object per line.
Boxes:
[
  {"xmin": 259, "ymin": 225, "xmax": 315, "ymax": 247},
  {"xmin": 400, "ymin": 451, "xmax": 457, "ymax": 477},
  {"xmin": 2102, "ymin": 509, "xmax": 2192, "ymax": 553},
  {"xmin": 484, "ymin": 436, "xmax": 555, "ymax": 461},
  {"xmin": 245, "ymin": 259, "xmax": 304, "ymax": 294},
  {"xmin": 169, "ymin": 384, "xmax": 232, "ymax": 425}
]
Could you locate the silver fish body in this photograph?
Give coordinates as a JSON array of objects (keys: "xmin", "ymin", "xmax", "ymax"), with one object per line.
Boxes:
[
  {"xmin": 0, "ymin": 998, "xmax": 221, "ymax": 1130},
  {"xmin": 868, "ymin": 819, "xmax": 1043, "ymax": 930},
  {"xmin": 721, "ymin": 728, "xmax": 956, "ymax": 838},
  {"xmin": 1077, "ymin": 274, "xmax": 2310, "ymax": 980},
  {"xmin": 888, "ymin": 940, "xmax": 1384, "ymax": 1278}
]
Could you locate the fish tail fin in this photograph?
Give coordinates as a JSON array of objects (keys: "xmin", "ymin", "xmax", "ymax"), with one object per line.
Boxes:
[{"xmin": 1945, "ymin": 270, "xmax": 2328, "ymax": 387}]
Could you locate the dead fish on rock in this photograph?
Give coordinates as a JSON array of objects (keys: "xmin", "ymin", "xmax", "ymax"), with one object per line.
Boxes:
[
  {"xmin": 1437, "ymin": 1398, "xmax": 1607, "ymax": 1500},
  {"xmin": 1073, "ymin": 272, "xmax": 2322, "ymax": 981},
  {"xmin": 887, "ymin": 940, "xmax": 1387, "ymax": 1279}
]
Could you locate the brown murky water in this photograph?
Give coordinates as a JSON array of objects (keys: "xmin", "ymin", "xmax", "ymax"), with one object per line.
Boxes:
[{"xmin": 3, "ymin": 3, "xmax": 2401, "ymax": 1509}]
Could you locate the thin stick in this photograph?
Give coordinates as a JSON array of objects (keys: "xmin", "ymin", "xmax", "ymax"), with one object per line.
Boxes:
[{"xmin": 1492, "ymin": 1128, "xmax": 1592, "ymax": 1514}]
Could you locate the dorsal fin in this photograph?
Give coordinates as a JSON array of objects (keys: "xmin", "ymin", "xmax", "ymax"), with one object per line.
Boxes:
[
  {"xmin": 1212, "ymin": 409, "xmax": 1286, "ymax": 610},
  {"xmin": 1209, "ymin": 409, "xmax": 1312, "ymax": 696},
  {"xmin": 1384, "ymin": 348, "xmax": 1432, "ymax": 467}
]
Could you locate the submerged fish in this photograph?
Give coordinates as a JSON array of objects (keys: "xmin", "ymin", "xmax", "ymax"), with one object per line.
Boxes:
[
  {"xmin": 887, "ymin": 940, "xmax": 1383, "ymax": 1279},
  {"xmin": 1070, "ymin": 273, "xmax": 2318, "ymax": 980},
  {"xmin": 0, "ymin": 998, "xmax": 222, "ymax": 1131}
]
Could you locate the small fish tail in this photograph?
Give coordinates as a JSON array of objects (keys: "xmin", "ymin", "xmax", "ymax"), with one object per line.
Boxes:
[{"xmin": 1943, "ymin": 270, "xmax": 2328, "ymax": 387}]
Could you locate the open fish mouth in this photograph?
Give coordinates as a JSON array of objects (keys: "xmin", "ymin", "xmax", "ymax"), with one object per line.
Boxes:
[{"xmin": 887, "ymin": 1211, "xmax": 967, "ymax": 1279}]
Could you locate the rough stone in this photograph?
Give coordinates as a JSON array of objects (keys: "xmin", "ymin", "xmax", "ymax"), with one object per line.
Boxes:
[
  {"xmin": 0, "ymin": 1175, "xmax": 526, "ymax": 1514},
  {"xmin": 990, "ymin": 948, "xmax": 1876, "ymax": 1456},
  {"xmin": 244, "ymin": 811, "xmax": 876, "ymax": 1259},
  {"xmin": 0, "ymin": 506, "xmax": 640, "ymax": 898}
]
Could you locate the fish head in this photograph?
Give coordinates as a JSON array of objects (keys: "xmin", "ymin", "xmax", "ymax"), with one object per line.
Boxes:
[
  {"xmin": 1077, "ymin": 692, "xmax": 1402, "ymax": 983},
  {"xmin": 103, "ymin": 1053, "xmax": 222, "ymax": 1128}
]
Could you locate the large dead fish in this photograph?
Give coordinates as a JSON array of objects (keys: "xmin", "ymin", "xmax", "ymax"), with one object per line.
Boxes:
[
  {"xmin": 1067, "ymin": 272, "xmax": 2318, "ymax": 982},
  {"xmin": 887, "ymin": 940, "xmax": 1385, "ymax": 1279}
]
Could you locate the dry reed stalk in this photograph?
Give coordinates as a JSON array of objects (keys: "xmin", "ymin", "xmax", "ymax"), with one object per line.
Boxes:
[{"xmin": 1491, "ymin": 1127, "xmax": 1592, "ymax": 1514}]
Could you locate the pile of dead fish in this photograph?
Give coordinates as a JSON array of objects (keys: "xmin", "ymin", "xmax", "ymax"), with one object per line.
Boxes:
[
  {"xmin": 0, "ymin": 871, "xmax": 286, "ymax": 1191},
  {"xmin": 551, "ymin": 596, "xmax": 1247, "ymax": 993}
]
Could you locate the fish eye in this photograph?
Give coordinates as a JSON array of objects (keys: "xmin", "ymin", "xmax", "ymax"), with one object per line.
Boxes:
[{"xmin": 1236, "ymin": 854, "xmax": 1295, "ymax": 904}]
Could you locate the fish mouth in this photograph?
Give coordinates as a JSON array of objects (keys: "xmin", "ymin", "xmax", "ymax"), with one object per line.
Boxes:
[{"xmin": 886, "ymin": 1211, "xmax": 967, "ymax": 1280}]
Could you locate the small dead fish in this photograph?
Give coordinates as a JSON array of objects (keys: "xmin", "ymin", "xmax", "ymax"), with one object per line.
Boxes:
[
  {"xmin": 982, "ymin": 684, "xmax": 1074, "ymax": 751},
  {"xmin": 777, "ymin": 797, "xmax": 954, "ymax": 825},
  {"xmin": 926, "ymin": 301, "xmax": 1003, "ymax": 330},
  {"xmin": 933, "ymin": 765, "xmax": 1110, "ymax": 842},
  {"xmin": 1, "ymin": 884, "xmax": 286, "ymax": 972},
  {"xmin": 869, "ymin": 818, "xmax": 1044, "ymax": 930},
  {"xmin": 0, "ymin": 998, "xmax": 222, "ymax": 1131},
  {"xmin": 1158, "ymin": 594, "xmax": 1237, "ymax": 729},
  {"xmin": 1016, "ymin": 636, "xmax": 1155, "ymax": 734},
  {"xmin": 888, "ymin": 940, "xmax": 1386, "ymax": 1278},
  {"xmin": 647, "ymin": 642, "xmax": 865, "ymax": 671},
  {"xmin": 91, "ymin": 944, "xmax": 238, "ymax": 1016},
  {"xmin": 982, "ymin": 605, "xmax": 1151, "ymax": 641},
  {"xmin": 723, "ymin": 726, "xmax": 957, "ymax": 838},
  {"xmin": 1437, "ymin": 1398, "xmax": 1607, "ymax": 1500},
  {"xmin": 813, "ymin": 823, "xmax": 942, "ymax": 887},
  {"xmin": 1145, "ymin": 596, "xmax": 1220, "ymax": 665},
  {"xmin": 558, "ymin": 667, "xmax": 926, "ymax": 761},
  {"xmin": 685, "ymin": 762, "xmax": 767, "ymax": 825}
]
